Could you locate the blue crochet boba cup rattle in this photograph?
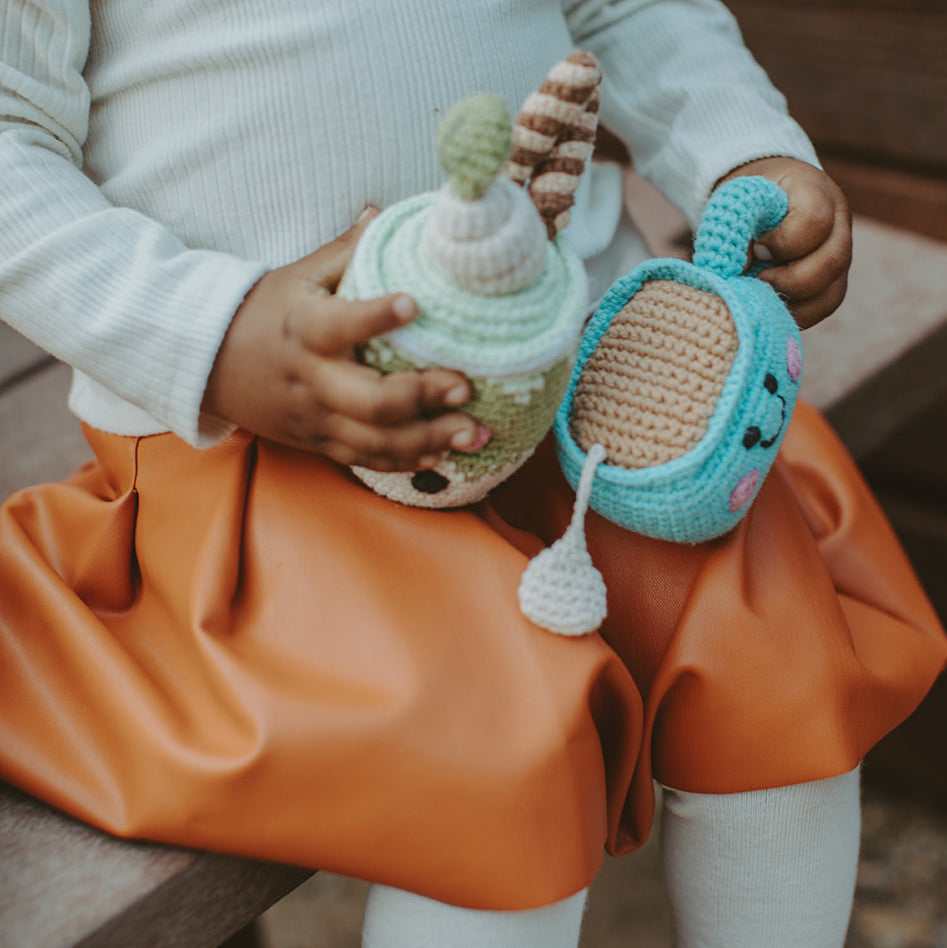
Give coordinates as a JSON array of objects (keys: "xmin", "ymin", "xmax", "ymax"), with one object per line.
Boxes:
[{"xmin": 519, "ymin": 176, "xmax": 803, "ymax": 636}]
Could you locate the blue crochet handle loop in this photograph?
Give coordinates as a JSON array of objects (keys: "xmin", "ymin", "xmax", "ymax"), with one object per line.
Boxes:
[{"xmin": 692, "ymin": 176, "xmax": 788, "ymax": 279}]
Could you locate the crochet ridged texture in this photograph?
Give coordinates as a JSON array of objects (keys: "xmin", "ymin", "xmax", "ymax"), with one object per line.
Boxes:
[
  {"xmin": 570, "ymin": 280, "xmax": 738, "ymax": 468},
  {"xmin": 340, "ymin": 54, "xmax": 601, "ymax": 509},
  {"xmin": 520, "ymin": 175, "xmax": 802, "ymax": 636},
  {"xmin": 505, "ymin": 50, "xmax": 602, "ymax": 239},
  {"xmin": 424, "ymin": 93, "xmax": 548, "ymax": 296}
]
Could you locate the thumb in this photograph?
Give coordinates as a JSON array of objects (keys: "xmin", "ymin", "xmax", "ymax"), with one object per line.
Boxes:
[{"xmin": 298, "ymin": 206, "xmax": 380, "ymax": 292}]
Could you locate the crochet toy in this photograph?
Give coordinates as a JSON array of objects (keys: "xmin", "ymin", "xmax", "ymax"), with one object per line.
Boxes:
[
  {"xmin": 519, "ymin": 175, "xmax": 803, "ymax": 635},
  {"xmin": 339, "ymin": 51, "xmax": 602, "ymax": 508}
]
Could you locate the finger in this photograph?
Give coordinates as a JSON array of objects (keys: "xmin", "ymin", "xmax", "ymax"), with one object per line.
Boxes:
[
  {"xmin": 315, "ymin": 360, "xmax": 473, "ymax": 424},
  {"xmin": 784, "ymin": 272, "xmax": 850, "ymax": 330},
  {"xmin": 292, "ymin": 292, "xmax": 419, "ymax": 354},
  {"xmin": 294, "ymin": 206, "xmax": 380, "ymax": 292},
  {"xmin": 755, "ymin": 183, "xmax": 837, "ymax": 264},
  {"xmin": 759, "ymin": 208, "xmax": 852, "ymax": 305},
  {"xmin": 318, "ymin": 412, "xmax": 490, "ymax": 472}
]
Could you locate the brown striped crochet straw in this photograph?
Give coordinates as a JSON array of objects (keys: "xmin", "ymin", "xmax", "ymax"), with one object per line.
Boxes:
[{"xmin": 505, "ymin": 50, "xmax": 602, "ymax": 239}]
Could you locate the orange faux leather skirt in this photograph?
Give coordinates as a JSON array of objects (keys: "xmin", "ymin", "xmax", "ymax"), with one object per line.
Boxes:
[{"xmin": 0, "ymin": 401, "xmax": 944, "ymax": 910}]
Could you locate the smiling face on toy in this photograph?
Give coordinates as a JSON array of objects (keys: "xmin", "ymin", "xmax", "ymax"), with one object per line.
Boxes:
[
  {"xmin": 728, "ymin": 335, "xmax": 802, "ymax": 513},
  {"xmin": 742, "ymin": 372, "xmax": 785, "ymax": 452}
]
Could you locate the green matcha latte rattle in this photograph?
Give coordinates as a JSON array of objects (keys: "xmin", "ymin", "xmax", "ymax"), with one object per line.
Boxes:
[{"xmin": 340, "ymin": 52, "xmax": 602, "ymax": 507}]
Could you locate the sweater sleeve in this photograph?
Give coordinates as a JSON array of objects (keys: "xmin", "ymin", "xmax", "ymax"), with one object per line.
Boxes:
[
  {"xmin": 0, "ymin": 1, "xmax": 267, "ymax": 447},
  {"xmin": 562, "ymin": 0, "xmax": 821, "ymax": 227}
]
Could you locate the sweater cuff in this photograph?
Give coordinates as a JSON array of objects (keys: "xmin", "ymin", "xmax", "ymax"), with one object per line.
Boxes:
[
  {"xmin": 159, "ymin": 254, "xmax": 268, "ymax": 449},
  {"xmin": 680, "ymin": 123, "xmax": 821, "ymax": 230}
]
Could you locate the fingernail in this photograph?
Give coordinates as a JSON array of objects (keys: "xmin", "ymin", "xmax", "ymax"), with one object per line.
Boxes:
[
  {"xmin": 356, "ymin": 206, "xmax": 376, "ymax": 223},
  {"xmin": 444, "ymin": 384, "xmax": 469, "ymax": 406},
  {"xmin": 753, "ymin": 242, "xmax": 773, "ymax": 261},
  {"xmin": 392, "ymin": 294, "xmax": 417, "ymax": 321},
  {"xmin": 452, "ymin": 424, "xmax": 491, "ymax": 453}
]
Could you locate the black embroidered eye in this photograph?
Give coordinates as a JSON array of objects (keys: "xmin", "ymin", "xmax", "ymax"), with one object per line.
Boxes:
[
  {"xmin": 743, "ymin": 426, "xmax": 762, "ymax": 449},
  {"xmin": 764, "ymin": 373, "xmax": 778, "ymax": 394},
  {"xmin": 412, "ymin": 470, "xmax": 450, "ymax": 494}
]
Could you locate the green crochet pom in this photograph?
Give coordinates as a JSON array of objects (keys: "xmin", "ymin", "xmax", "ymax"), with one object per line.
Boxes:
[{"xmin": 435, "ymin": 94, "xmax": 511, "ymax": 201}]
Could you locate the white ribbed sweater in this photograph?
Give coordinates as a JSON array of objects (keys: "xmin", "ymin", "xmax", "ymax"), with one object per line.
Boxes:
[{"xmin": 0, "ymin": 0, "xmax": 818, "ymax": 447}]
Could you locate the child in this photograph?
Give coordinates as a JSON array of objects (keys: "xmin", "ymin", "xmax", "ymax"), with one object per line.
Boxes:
[{"xmin": 0, "ymin": 2, "xmax": 944, "ymax": 946}]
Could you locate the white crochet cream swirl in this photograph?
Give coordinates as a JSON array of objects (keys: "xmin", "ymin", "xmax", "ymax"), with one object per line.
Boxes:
[{"xmin": 423, "ymin": 176, "xmax": 548, "ymax": 296}]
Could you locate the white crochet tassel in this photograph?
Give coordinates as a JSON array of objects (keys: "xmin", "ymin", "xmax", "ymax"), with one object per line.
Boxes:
[{"xmin": 518, "ymin": 444, "xmax": 608, "ymax": 636}]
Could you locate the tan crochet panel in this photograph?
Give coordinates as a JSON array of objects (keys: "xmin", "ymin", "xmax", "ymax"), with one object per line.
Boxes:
[{"xmin": 570, "ymin": 280, "xmax": 738, "ymax": 469}]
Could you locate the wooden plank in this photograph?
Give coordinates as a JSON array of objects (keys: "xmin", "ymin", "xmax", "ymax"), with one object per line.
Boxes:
[
  {"xmin": 0, "ymin": 781, "xmax": 311, "ymax": 948},
  {"xmin": 823, "ymin": 320, "xmax": 947, "ymax": 460},
  {"xmin": 726, "ymin": 1, "xmax": 947, "ymax": 174},
  {"xmin": 822, "ymin": 158, "xmax": 947, "ymax": 243},
  {"xmin": 0, "ymin": 360, "xmax": 92, "ymax": 501},
  {"xmin": 0, "ymin": 323, "xmax": 50, "ymax": 390},
  {"xmin": 79, "ymin": 851, "xmax": 310, "ymax": 948},
  {"xmin": 754, "ymin": 0, "xmax": 944, "ymax": 10},
  {"xmin": 799, "ymin": 216, "xmax": 947, "ymax": 455},
  {"xmin": 858, "ymin": 467, "xmax": 947, "ymax": 800}
]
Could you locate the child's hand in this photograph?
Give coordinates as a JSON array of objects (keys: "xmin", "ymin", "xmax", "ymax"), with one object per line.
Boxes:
[
  {"xmin": 203, "ymin": 210, "xmax": 483, "ymax": 471},
  {"xmin": 719, "ymin": 157, "xmax": 852, "ymax": 329}
]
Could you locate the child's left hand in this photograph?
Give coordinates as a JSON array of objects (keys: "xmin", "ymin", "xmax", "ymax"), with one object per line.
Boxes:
[{"xmin": 718, "ymin": 157, "xmax": 852, "ymax": 329}]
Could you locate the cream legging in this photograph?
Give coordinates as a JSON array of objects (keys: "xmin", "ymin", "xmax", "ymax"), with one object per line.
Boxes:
[{"xmin": 361, "ymin": 768, "xmax": 861, "ymax": 948}]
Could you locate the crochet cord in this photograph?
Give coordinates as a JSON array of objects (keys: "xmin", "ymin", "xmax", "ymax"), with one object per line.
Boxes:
[
  {"xmin": 517, "ymin": 443, "xmax": 608, "ymax": 636},
  {"xmin": 692, "ymin": 176, "xmax": 788, "ymax": 278}
]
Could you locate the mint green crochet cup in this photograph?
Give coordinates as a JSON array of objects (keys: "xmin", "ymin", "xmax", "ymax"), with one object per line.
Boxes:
[{"xmin": 340, "ymin": 93, "xmax": 590, "ymax": 508}]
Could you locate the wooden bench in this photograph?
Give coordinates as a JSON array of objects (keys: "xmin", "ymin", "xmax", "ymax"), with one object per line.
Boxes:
[{"xmin": 0, "ymin": 781, "xmax": 309, "ymax": 948}]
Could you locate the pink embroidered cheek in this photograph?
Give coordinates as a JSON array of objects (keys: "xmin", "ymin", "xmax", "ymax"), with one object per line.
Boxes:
[
  {"xmin": 786, "ymin": 337, "xmax": 802, "ymax": 383},
  {"xmin": 729, "ymin": 470, "xmax": 760, "ymax": 513}
]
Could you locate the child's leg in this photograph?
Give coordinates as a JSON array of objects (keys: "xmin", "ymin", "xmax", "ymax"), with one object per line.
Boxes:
[
  {"xmin": 361, "ymin": 884, "xmax": 588, "ymax": 948},
  {"xmin": 660, "ymin": 767, "xmax": 861, "ymax": 948}
]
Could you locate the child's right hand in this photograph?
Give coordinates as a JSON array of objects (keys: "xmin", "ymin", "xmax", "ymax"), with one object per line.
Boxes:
[{"xmin": 202, "ymin": 210, "xmax": 483, "ymax": 471}]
